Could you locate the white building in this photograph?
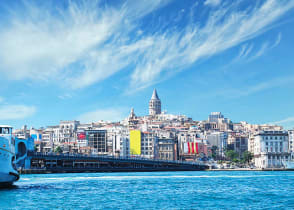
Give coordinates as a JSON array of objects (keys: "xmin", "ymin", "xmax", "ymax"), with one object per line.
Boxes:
[
  {"xmin": 42, "ymin": 127, "xmax": 54, "ymax": 152},
  {"xmin": 208, "ymin": 112, "xmax": 224, "ymax": 123},
  {"xmin": 253, "ymin": 131, "xmax": 290, "ymax": 168},
  {"xmin": 141, "ymin": 131, "xmax": 157, "ymax": 159},
  {"xmin": 59, "ymin": 120, "xmax": 80, "ymax": 143},
  {"xmin": 289, "ymin": 130, "xmax": 294, "ymax": 153}
]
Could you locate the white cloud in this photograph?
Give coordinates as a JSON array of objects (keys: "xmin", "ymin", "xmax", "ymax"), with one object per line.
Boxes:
[
  {"xmin": 0, "ymin": 0, "xmax": 169, "ymax": 87},
  {"xmin": 0, "ymin": 105, "xmax": 36, "ymax": 120},
  {"xmin": 0, "ymin": 0, "xmax": 293, "ymax": 93},
  {"xmin": 78, "ymin": 108, "xmax": 127, "ymax": 123},
  {"xmin": 204, "ymin": 0, "xmax": 221, "ymax": 7},
  {"xmin": 269, "ymin": 116, "xmax": 294, "ymax": 129},
  {"xmin": 129, "ymin": 0, "xmax": 294, "ymax": 92},
  {"xmin": 58, "ymin": 93, "xmax": 73, "ymax": 100},
  {"xmin": 271, "ymin": 117, "xmax": 294, "ymax": 124},
  {"xmin": 248, "ymin": 33, "xmax": 282, "ymax": 61},
  {"xmin": 0, "ymin": 97, "xmax": 4, "ymax": 103},
  {"xmin": 212, "ymin": 75, "xmax": 294, "ymax": 98}
]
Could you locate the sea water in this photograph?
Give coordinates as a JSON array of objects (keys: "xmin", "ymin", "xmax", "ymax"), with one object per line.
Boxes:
[{"xmin": 0, "ymin": 171, "xmax": 294, "ymax": 209}]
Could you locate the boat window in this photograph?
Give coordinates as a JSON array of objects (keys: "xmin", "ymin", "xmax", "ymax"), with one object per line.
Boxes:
[
  {"xmin": 11, "ymin": 137, "xmax": 15, "ymax": 146},
  {"xmin": 0, "ymin": 127, "xmax": 11, "ymax": 134}
]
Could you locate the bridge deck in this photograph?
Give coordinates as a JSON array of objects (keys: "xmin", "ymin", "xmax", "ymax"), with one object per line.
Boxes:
[{"xmin": 26, "ymin": 152, "xmax": 208, "ymax": 172}]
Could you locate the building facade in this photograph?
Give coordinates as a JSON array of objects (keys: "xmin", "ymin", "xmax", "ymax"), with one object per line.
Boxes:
[
  {"xmin": 86, "ymin": 130, "xmax": 108, "ymax": 155},
  {"xmin": 253, "ymin": 131, "xmax": 290, "ymax": 168},
  {"xmin": 155, "ymin": 138, "xmax": 176, "ymax": 160},
  {"xmin": 227, "ymin": 134, "xmax": 248, "ymax": 158}
]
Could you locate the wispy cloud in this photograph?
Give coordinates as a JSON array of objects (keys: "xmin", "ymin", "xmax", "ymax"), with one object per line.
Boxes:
[
  {"xmin": 78, "ymin": 108, "xmax": 127, "ymax": 123},
  {"xmin": 58, "ymin": 93, "xmax": 73, "ymax": 100},
  {"xmin": 0, "ymin": 96, "xmax": 4, "ymax": 103},
  {"xmin": 0, "ymin": 0, "xmax": 293, "ymax": 93},
  {"xmin": 271, "ymin": 117, "xmax": 294, "ymax": 124},
  {"xmin": 248, "ymin": 33, "xmax": 282, "ymax": 61},
  {"xmin": 269, "ymin": 116, "xmax": 294, "ymax": 129},
  {"xmin": 129, "ymin": 0, "xmax": 294, "ymax": 92},
  {"xmin": 0, "ymin": 105, "xmax": 36, "ymax": 120},
  {"xmin": 204, "ymin": 0, "xmax": 221, "ymax": 7},
  {"xmin": 213, "ymin": 75, "xmax": 294, "ymax": 98}
]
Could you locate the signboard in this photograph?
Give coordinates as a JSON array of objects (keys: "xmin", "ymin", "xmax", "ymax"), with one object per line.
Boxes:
[
  {"xmin": 130, "ymin": 130, "xmax": 141, "ymax": 155},
  {"xmin": 77, "ymin": 132, "xmax": 86, "ymax": 140}
]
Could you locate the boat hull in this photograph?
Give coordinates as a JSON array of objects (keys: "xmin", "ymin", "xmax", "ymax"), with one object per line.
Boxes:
[
  {"xmin": 0, "ymin": 142, "xmax": 19, "ymax": 186},
  {"xmin": 0, "ymin": 172, "xmax": 18, "ymax": 187}
]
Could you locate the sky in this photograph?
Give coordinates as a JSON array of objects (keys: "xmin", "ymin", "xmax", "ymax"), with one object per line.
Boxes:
[{"xmin": 0, "ymin": 0, "xmax": 294, "ymax": 129}]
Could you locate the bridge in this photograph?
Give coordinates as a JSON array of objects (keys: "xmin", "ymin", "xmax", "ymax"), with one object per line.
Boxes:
[{"xmin": 20, "ymin": 152, "xmax": 209, "ymax": 173}]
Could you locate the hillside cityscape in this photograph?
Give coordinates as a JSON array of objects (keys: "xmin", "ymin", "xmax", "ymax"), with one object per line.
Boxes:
[{"xmin": 13, "ymin": 89, "xmax": 294, "ymax": 169}]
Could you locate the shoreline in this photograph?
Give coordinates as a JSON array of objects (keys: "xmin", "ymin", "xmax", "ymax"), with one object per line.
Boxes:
[
  {"xmin": 208, "ymin": 168, "xmax": 294, "ymax": 171},
  {"xmin": 19, "ymin": 168, "xmax": 294, "ymax": 174}
]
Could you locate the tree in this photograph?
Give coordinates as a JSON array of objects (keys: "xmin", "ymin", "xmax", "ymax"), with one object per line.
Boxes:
[
  {"xmin": 211, "ymin": 146, "xmax": 218, "ymax": 159},
  {"xmin": 225, "ymin": 150, "xmax": 238, "ymax": 161},
  {"xmin": 55, "ymin": 146, "xmax": 63, "ymax": 154},
  {"xmin": 242, "ymin": 151, "xmax": 253, "ymax": 164}
]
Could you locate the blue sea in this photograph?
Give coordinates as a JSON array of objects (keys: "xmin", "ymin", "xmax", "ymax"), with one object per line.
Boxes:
[{"xmin": 1, "ymin": 171, "xmax": 294, "ymax": 209}]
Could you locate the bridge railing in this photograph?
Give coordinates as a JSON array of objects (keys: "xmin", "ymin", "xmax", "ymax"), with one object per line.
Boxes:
[{"xmin": 28, "ymin": 151, "xmax": 203, "ymax": 166}]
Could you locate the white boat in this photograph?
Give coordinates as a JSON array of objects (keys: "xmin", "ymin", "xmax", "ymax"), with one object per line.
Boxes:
[{"xmin": 0, "ymin": 125, "xmax": 19, "ymax": 187}]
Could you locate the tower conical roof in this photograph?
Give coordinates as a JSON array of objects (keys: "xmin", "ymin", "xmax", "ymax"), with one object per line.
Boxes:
[{"xmin": 151, "ymin": 89, "xmax": 159, "ymax": 100}]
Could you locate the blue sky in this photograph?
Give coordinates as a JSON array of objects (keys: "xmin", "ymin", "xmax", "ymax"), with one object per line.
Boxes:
[{"xmin": 0, "ymin": 0, "xmax": 294, "ymax": 129}]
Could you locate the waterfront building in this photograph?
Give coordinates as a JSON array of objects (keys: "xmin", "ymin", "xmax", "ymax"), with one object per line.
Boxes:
[
  {"xmin": 206, "ymin": 132, "xmax": 228, "ymax": 158},
  {"xmin": 248, "ymin": 135, "xmax": 255, "ymax": 154},
  {"xmin": 86, "ymin": 129, "xmax": 108, "ymax": 155},
  {"xmin": 141, "ymin": 131, "xmax": 157, "ymax": 159},
  {"xmin": 253, "ymin": 130, "xmax": 290, "ymax": 168},
  {"xmin": 120, "ymin": 137, "xmax": 130, "ymax": 157},
  {"xmin": 227, "ymin": 133, "xmax": 248, "ymax": 159},
  {"xmin": 42, "ymin": 128, "xmax": 54, "ymax": 152},
  {"xmin": 105, "ymin": 125, "xmax": 129, "ymax": 156},
  {"xmin": 155, "ymin": 138, "xmax": 177, "ymax": 160},
  {"xmin": 288, "ymin": 130, "xmax": 294, "ymax": 153},
  {"xmin": 59, "ymin": 120, "xmax": 80, "ymax": 144},
  {"xmin": 149, "ymin": 89, "xmax": 161, "ymax": 116}
]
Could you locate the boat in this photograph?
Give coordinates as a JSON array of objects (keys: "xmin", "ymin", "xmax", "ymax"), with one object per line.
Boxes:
[{"xmin": 0, "ymin": 125, "xmax": 19, "ymax": 187}]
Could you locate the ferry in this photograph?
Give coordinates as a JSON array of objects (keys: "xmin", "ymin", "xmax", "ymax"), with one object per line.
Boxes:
[{"xmin": 0, "ymin": 125, "xmax": 19, "ymax": 187}]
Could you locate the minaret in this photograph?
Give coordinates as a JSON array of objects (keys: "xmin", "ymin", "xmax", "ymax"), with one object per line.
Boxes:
[{"xmin": 149, "ymin": 89, "xmax": 161, "ymax": 115}]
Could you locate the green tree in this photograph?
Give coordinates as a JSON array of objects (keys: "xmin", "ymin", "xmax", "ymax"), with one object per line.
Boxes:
[
  {"xmin": 211, "ymin": 146, "xmax": 218, "ymax": 159},
  {"xmin": 55, "ymin": 146, "xmax": 63, "ymax": 154},
  {"xmin": 225, "ymin": 150, "xmax": 238, "ymax": 161},
  {"xmin": 242, "ymin": 151, "xmax": 253, "ymax": 164}
]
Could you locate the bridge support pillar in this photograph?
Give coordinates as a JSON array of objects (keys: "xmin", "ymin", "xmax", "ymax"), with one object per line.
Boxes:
[{"xmin": 25, "ymin": 157, "xmax": 31, "ymax": 169}]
